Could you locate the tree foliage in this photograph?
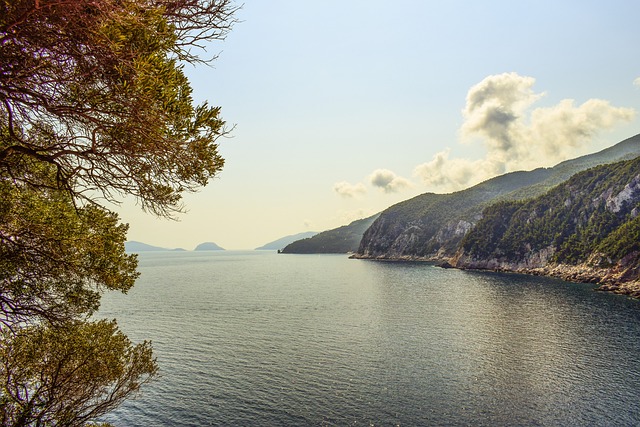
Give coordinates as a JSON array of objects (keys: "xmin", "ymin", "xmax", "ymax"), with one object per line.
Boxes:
[
  {"xmin": 0, "ymin": 169, "xmax": 138, "ymax": 330},
  {"xmin": 1, "ymin": 320, "xmax": 157, "ymax": 427},
  {"xmin": 0, "ymin": 1, "xmax": 238, "ymax": 425},
  {"xmin": 1, "ymin": 0, "xmax": 237, "ymax": 216}
]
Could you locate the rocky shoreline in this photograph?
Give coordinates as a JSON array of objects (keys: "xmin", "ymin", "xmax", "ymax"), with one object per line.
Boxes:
[
  {"xmin": 451, "ymin": 248, "xmax": 640, "ymax": 299},
  {"xmin": 456, "ymin": 262, "xmax": 640, "ymax": 299},
  {"xmin": 351, "ymin": 253, "xmax": 640, "ymax": 299}
]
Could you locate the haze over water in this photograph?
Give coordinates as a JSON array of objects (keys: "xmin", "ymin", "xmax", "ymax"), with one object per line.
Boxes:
[{"xmin": 99, "ymin": 251, "xmax": 640, "ymax": 426}]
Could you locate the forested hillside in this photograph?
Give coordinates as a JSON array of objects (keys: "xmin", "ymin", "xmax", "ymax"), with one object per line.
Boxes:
[
  {"xmin": 454, "ymin": 156, "xmax": 640, "ymax": 296},
  {"xmin": 256, "ymin": 232, "xmax": 318, "ymax": 250},
  {"xmin": 356, "ymin": 134, "xmax": 640, "ymax": 260},
  {"xmin": 281, "ymin": 215, "xmax": 378, "ymax": 254}
]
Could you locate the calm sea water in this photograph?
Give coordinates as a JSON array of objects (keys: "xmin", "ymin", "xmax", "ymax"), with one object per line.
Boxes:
[{"xmin": 98, "ymin": 251, "xmax": 640, "ymax": 426}]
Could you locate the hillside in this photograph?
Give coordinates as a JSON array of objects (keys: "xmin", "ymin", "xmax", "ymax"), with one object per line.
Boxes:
[
  {"xmin": 356, "ymin": 134, "xmax": 640, "ymax": 260},
  {"xmin": 453, "ymin": 156, "xmax": 640, "ymax": 297},
  {"xmin": 281, "ymin": 215, "xmax": 378, "ymax": 254},
  {"xmin": 255, "ymin": 231, "xmax": 318, "ymax": 250}
]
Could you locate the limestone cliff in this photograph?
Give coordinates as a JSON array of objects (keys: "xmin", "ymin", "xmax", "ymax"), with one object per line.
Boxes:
[{"xmin": 453, "ymin": 156, "xmax": 640, "ymax": 297}]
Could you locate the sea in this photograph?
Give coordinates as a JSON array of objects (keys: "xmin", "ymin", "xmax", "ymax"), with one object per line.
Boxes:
[{"xmin": 98, "ymin": 250, "xmax": 640, "ymax": 426}]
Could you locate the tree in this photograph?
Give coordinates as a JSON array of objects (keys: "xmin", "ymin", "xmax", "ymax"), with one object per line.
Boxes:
[
  {"xmin": 1, "ymin": 320, "xmax": 157, "ymax": 427},
  {"xmin": 0, "ymin": 1, "xmax": 238, "ymax": 425},
  {"xmin": 0, "ymin": 0, "xmax": 237, "ymax": 216},
  {"xmin": 0, "ymin": 173, "xmax": 138, "ymax": 330}
]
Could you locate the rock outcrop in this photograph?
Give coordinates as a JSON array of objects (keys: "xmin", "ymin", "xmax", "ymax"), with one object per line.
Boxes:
[{"xmin": 452, "ymin": 156, "xmax": 640, "ymax": 298}]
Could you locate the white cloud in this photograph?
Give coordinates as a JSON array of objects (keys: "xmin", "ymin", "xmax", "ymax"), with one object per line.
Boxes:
[
  {"xmin": 369, "ymin": 169, "xmax": 412, "ymax": 193},
  {"xmin": 413, "ymin": 150, "xmax": 499, "ymax": 192},
  {"xmin": 462, "ymin": 72, "xmax": 634, "ymax": 171},
  {"xmin": 528, "ymin": 98, "xmax": 635, "ymax": 162},
  {"xmin": 461, "ymin": 72, "xmax": 543, "ymax": 163},
  {"xmin": 415, "ymin": 72, "xmax": 635, "ymax": 191},
  {"xmin": 333, "ymin": 181, "xmax": 366, "ymax": 198},
  {"xmin": 634, "ymin": 77, "xmax": 640, "ymax": 88}
]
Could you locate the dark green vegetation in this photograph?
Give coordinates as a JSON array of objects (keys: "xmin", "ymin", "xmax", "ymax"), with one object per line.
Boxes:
[
  {"xmin": 357, "ymin": 134, "xmax": 640, "ymax": 259},
  {"xmin": 255, "ymin": 232, "xmax": 318, "ymax": 250},
  {"xmin": 0, "ymin": 1, "xmax": 237, "ymax": 425},
  {"xmin": 281, "ymin": 215, "xmax": 378, "ymax": 254},
  {"xmin": 1, "ymin": 320, "xmax": 156, "ymax": 427},
  {"xmin": 457, "ymin": 156, "xmax": 640, "ymax": 275}
]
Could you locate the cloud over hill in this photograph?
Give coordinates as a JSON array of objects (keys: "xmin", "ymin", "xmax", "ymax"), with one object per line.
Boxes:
[{"xmin": 414, "ymin": 72, "xmax": 635, "ymax": 191}]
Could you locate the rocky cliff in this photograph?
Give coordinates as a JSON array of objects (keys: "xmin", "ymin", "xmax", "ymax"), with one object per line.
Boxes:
[
  {"xmin": 453, "ymin": 156, "xmax": 640, "ymax": 297},
  {"xmin": 355, "ymin": 134, "xmax": 640, "ymax": 260}
]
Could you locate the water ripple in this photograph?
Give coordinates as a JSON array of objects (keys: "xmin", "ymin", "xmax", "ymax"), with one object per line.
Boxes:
[{"xmin": 99, "ymin": 252, "xmax": 640, "ymax": 426}]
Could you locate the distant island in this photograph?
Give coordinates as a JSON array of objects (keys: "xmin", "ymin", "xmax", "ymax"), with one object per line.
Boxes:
[
  {"xmin": 194, "ymin": 242, "xmax": 225, "ymax": 251},
  {"xmin": 125, "ymin": 241, "xmax": 181, "ymax": 252},
  {"xmin": 255, "ymin": 231, "xmax": 318, "ymax": 250},
  {"xmin": 125, "ymin": 241, "xmax": 223, "ymax": 252}
]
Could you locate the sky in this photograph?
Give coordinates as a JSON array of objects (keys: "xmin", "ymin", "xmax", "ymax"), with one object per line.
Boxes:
[{"xmin": 117, "ymin": 0, "xmax": 640, "ymax": 250}]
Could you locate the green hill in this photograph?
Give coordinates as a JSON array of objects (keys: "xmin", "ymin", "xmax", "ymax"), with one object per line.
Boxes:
[
  {"xmin": 255, "ymin": 232, "xmax": 318, "ymax": 250},
  {"xmin": 454, "ymin": 156, "xmax": 640, "ymax": 297},
  {"xmin": 281, "ymin": 215, "xmax": 379, "ymax": 254},
  {"xmin": 356, "ymin": 134, "xmax": 640, "ymax": 260}
]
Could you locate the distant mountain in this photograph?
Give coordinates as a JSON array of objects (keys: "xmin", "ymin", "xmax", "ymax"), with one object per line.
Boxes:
[
  {"xmin": 194, "ymin": 242, "xmax": 225, "ymax": 251},
  {"xmin": 356, "ymin": 134, "xmax": 640, "ymax": 260},
  {"xmin": 125, "ymin": 241, "xmax": 171, "ymax": 252},
  {"xmin": 454, "ymin": 155, "xmax": 640, "ymax": 297},
  {"xmin": 255, "ymin": 232, "xmax": 319, "ymax": 250},
  {"xmin": 281, "ymin": 215, "xmax": 379, "ymax": 254}
]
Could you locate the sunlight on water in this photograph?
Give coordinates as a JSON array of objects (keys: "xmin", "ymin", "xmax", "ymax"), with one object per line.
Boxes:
[{"xmin": 98, "ymin": 251, "xmax": 640, "ymax": 426}]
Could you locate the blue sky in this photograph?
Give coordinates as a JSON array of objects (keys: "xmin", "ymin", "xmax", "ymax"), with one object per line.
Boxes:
[{"xmin": 117, "ymin": 0, "xmax": 640, "ymax": 250}]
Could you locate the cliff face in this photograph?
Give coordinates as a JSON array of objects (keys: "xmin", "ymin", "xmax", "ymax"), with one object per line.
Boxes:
[
  {"xmin": 356, "ymin": 134, "xmax": 640, "ymax": 260},
  {"xmin": 453, "ymin": 157, "xmax": 640, "ymax": 297},
  {"xmin": 356, "ymin": 170, "xmax": 552, "ymax": 260}
]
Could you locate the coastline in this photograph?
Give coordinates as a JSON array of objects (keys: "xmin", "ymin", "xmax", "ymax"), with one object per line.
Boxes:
[
  {"xmin": 455, "ymin": 262, "xmax": 640, "ymax": 299},
  {"xmin": 351, "ymin": 252, "xmax": 640, "ymax": 299}
]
